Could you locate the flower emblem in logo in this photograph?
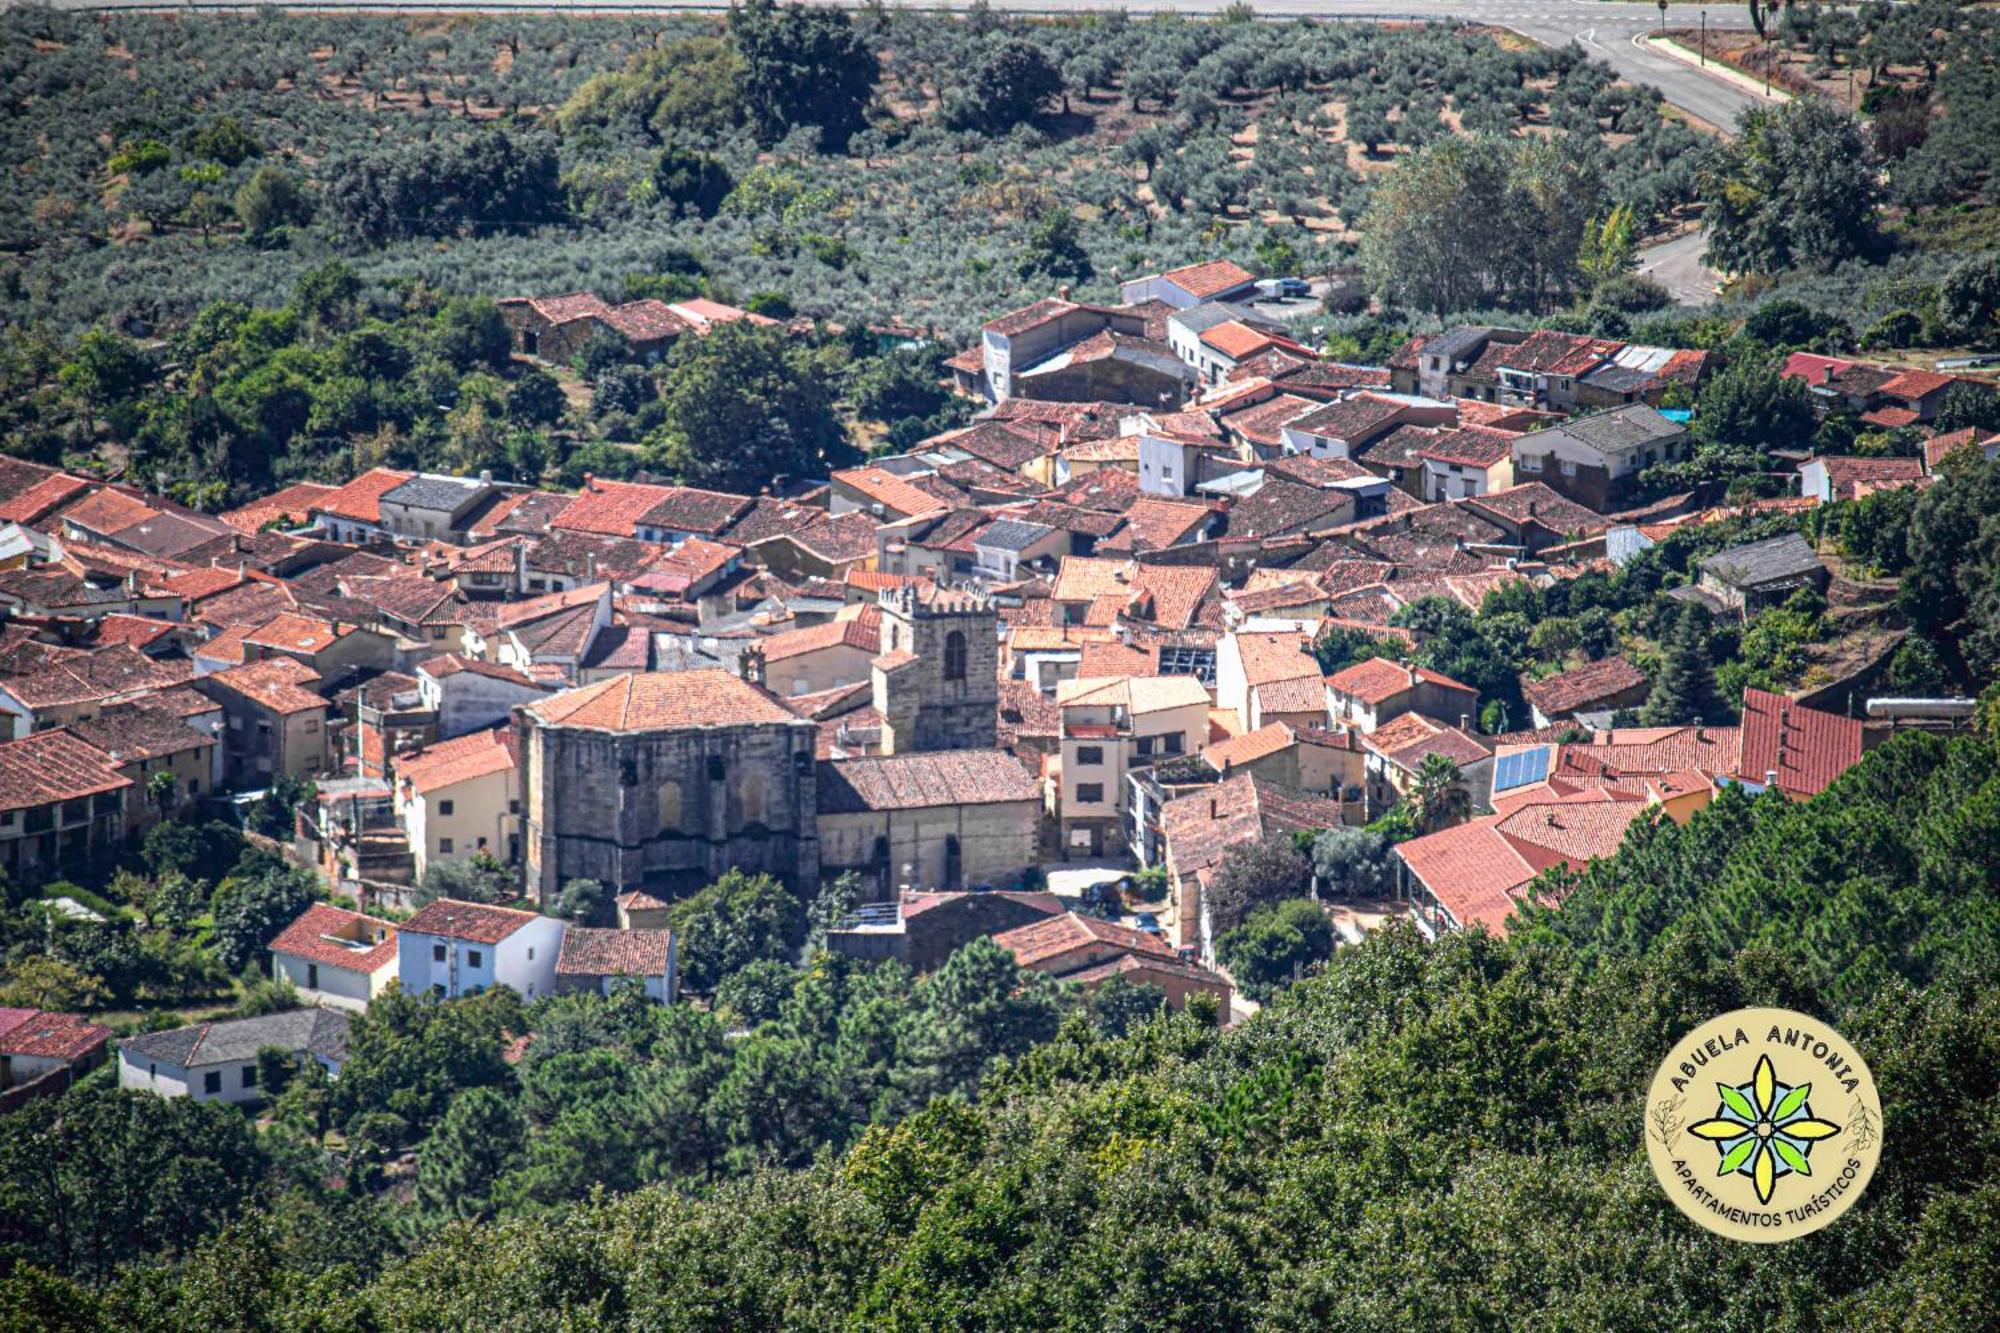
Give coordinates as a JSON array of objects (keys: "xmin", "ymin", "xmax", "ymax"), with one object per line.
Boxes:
[{"xmin": 1686, "ymin": 1054, "xmax": 1842, "ymax": 1204}]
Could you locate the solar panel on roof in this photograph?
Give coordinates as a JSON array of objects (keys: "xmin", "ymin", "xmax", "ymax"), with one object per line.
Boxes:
[{"xmin": 1493, "ymin": 746, "xmax": 1550, "ymax": 793}]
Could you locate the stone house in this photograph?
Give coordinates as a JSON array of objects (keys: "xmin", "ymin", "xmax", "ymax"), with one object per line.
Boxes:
[
  {"xmin": 194, "ymin": 657, "xmax": 330, "ymax": 787},
  {"xmin": 1692, "ymin": 532, "xmax": 1828, "ymax": 619},
  {"xmin": 824, "ymin": 889, "xmax": 1064, "ymax": 972},
  {"xmin": 69, "ymin": 704, "xmax": 217, "ymax": 833}
]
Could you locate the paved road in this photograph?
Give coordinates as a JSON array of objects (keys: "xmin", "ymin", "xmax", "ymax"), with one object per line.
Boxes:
[
  {"xmin": 28, "ymin": 1, "xmax": 1768, "ymax": 128},
  {"xmin": 1637, "ymin": 227, "xmax": 1721, "ymax": 306}
]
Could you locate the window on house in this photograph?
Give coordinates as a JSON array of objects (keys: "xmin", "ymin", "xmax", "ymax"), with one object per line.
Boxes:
[
  {"xmin": 304, "ymin": 720, "xmax": 319, "ymax": 734},
  {"xmin": 1560, "ymin": 459, "xmax": 1577, "ymax": 477},
  {"xmin": 188, "ymin": 779, "xmax": 199, "ymax": 796},
  {"xmin": 1076, "ymin": 783, "xmax": 1105, "ymax": 803},
  {"xmin": 943, "ymin": 630, "xmax": 967, "ymax": 682},
  {"xmin": 439, "ymin": 800, "xmax": 454, "ymax": 816},
  {"xmin": 1135, "ymin": 736, "xmax": 1155, "ymax": 757},
  {"xmin": 707, "ymin": 756, "xmax": 726, "ymax": 782},
  {"xmin": 439, "ymin": 837, "xmax": 454, "ymax": 855},
  {"xmin": 509, "ymin": 799, "xmax": 520, "ymax": 814},
  {"xmin": 203, "ymin": 1070, "xmax": 222, "ymax": 1094},
  {"xmin": 0, "ymin": 811, "xmax": 12, "ymax": 828},
  {"xmin": 307, "ymin": 963, "xmax": 319, "ymax": 989},
  {"xmin": 1075, "ymin": 746, "xmax": 1104, "ymax": 765},
  {"xmin": 1164, "ymin": 733, "xmax": 1184, "ymax": 754},
  {"xmin": 527, "ymin": 947, "xmax": 534, "ymax": 961},
  {"xmin": 468, "ymin": 950, "xmax": 483, "ymax": 969},
  {"xmin": 433, "ymin": 943, "xmax": 446, "ymax": 962},
  {"xmin": 242, "ymin": 1064, "xmax": 258, "ymax": 1089}
]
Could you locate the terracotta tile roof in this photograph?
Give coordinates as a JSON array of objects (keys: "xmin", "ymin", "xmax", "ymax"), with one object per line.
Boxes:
[
  {"xmin": 1158, "ymin": 259, "xmax": 1257, "ymax": 299},
  {"xmin": 1494, "ymin": 796, "xmax": 1649, "ymax": 864},
  {"xmin": 1780, "ymin": 352, "xmax": 1854, "ymax": 385},
  {"xmin": 244, "ymin": 612, "xmax": 351, "ymax": 656},
  {"xmin": 0, "ymin": 472, "xmax": 90, "ymax": 525},
  {"xmin": 1419, "ymin": 425, "xmax": 1516, "ymax": 468},
  {"xmin": 616, "ymin": 889, "xmax": 673, "ymax": 913},
  {"xmin": 817, "ymin": 749, "xmax": 1040, "ymax": 813},
  {"xmin": 1521, "ymin": 656, "xmax": 1649, "ymax": 718},
  {"xmin": 268, "ymin": 902, "xmax": 398, "ymax": 974},
  {"xmin": 0, "ymin": 1008, "xmax": 111, "ymax": 1061},
  {"xmin": 547, "ymin": 478, "xmax": 673, "ymax": 538},
  {"xmin": 1216, "ymin": 392, "xmax": 1319, "ymax": 448},
  {"xmin": 1231, "ymin": 630, "xmax": 1322, "ymax": 688},
  {"xmin": 1327, "ymin": 656, "xmax": 1473, "ymax": 706},
  {"xmin": 1057, "ymin": 435, "xmax": 1141, "ymax": 465},
  {"xmin": 788, "ymin": 511, "xmax": 881, "ymax": 564},
  {"xmin": 1858, "ymin": 405, "xmax": 1920, "ymax": 430},
  {"xmin": 220, "ymin": 482, "xmax": 336, "ymax": 535},
  {"xmin": 526, "ymin": 668, "xmax": 796, "ymax": 731},
  {"xmin": 417, "ymin": 654, "xmax": 538, "ymax": 688},
  {"xmin": 600, "ymin": 299, "xmax": 692, "ymax": 342},
  {"xmin": 314, "ymin": 468, "xmax": 415, "ymax": 525},
  {"xmin": 1465, "ymin": 483, "xmax": 1607, "ymax": 536},
  {"xmin": 1044, "ymin": 466, "xmax": 1143, "ymax": 512},
  {"xmin": 401, "ymin": 898, "xmax": 538, "ymax": 945},
  {"xmin": 928, "ymin": 420, "xmax": 1055, "ymax": 471},
  {"xmin": 57, "ymin": 487, "xmax": 158, "ymax": 536},
  {"xmin": 1203, "ymin": 720, "xmax": 1296, "ymax": 769},
  {"xmin": 69, "ymin": 706, "xmax": 213, "ymax": 765},
  {"xmin": 1101, "ymin": 498, "xmax": 1214, "ymax": 553},
  {"xmin": 760, "ymin": 605, "xmax": 882, "ymax": 663},
  {"xmin": 667, "ymin": 298, "xmax": 778, "ymax": 332},
  {"xmin": 831, "ymin": 467, "xmax": 950, "ymax": 518},
  {"xmin": 1497, "ymin": 330, "xmax": 1618, "ymax": 376},
  {"xmin": 556, "ymin": 926, "xmax": 675, "ymax": 976},
  {"xmin": 1058, "ymin": 674, "xmax": 1211, "ymax": 716},
  {"xmin": 0, "ymin": 641, "xmax": 190, "ymax": 708},
  {"xmin": 1159, "ymin": 772, "xmax": 1345, "ymax": 878},
  {"xmin": 508, "ymin": 291, "xmax": 612, "ymax": 325},
  {"xmin": 1075, "ymin": 641, "xmax": 1157, "ymax": 678},
  {"xmin": 1252, "ymin": 675, "xmax": 1331, "ymax": 716},
  {"xmin": 1226, "ymin": 478, "xmax": 1353, "ymax": 540},
  {"xmin": 1878, "ymin": 368, "xmax": 1954, "ymax": 400},
  {"xmin": 1364, "ymin": 711, "xmax": 1490, "ymax": 772},
  {"xmin": 1736, "ymin": 687, "xmax": 1862, "ymax": 799},
  {"xmin": 397, "ymin": 726, "xmax": 516, "ymax": 795},
  {"xmin": 205, "ymin": 657, "xmax": 326, "ymax": 716},
  {"xmin": 984, "ymin": 297, "xmax": 1083, "ymax": 338},
  {"xmin": 639, "ymin": 486, "xmax": 753, "ymax": 535},
  {"xmin": 192, "ymin": 623, "xmax": 257, "ymax": 668},
  {"xmin": 1396, "ymin": 819, "xmax": 1542, "ymax": 935},
  {"xmin": 82, "ymin": 614, "xmax": 173, "ymax": 653},
  {"xmin": 1810, "ymin": 455, "xmax": 1927, "ymax": 500},
  {"xmin": 1924, "ymin": 428, "xmax": 2000, "ymax": 471},
  {"xmin": 0, "ymin": 729, "xmax": 130, "ymax": 811},
  {"xmin": 992, "ymin": 910, "xmax": 1178, "ymax": 968}
]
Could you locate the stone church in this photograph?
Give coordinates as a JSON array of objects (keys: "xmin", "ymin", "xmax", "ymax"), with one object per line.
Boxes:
[{"xmin": 515, "ymin": 670, "xmax": 819, "ymax": 904}]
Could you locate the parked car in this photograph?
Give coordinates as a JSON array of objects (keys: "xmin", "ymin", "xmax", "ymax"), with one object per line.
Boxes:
[
  {"xmin": 1133, "ymin": 912, "xmax": 1162, "ymax": 936},
  {"xmin": 1275, "ymin": 277, "xmax": 1311, "ymax": 298}
]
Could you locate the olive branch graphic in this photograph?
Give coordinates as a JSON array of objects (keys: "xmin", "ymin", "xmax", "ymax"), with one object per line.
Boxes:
[
  {"xmin": 1650, "ymin": 1093, "xmax": 1687, "ymax": 1149},
  {"xmin": 1843, "ymin": 1100, "xmax": 1878, "ymax": 1155}
]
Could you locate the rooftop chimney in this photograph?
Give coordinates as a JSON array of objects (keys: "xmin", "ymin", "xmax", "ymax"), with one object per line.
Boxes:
[
  {"xmin": 1058, "ymin": 285, "xmax": 1072, "ymax": 301},
  {"xmin": 1459, "ymin": 713, "xmax": 1470, "ymax": 731},
  {"xmin": 1766, "ymin": 769, "xmax": 1779, "ymax": 787},
  {"xmin": 1822, "ymin": 366, "xmax": 1834, "ymax": 385},
  {"xmin": 1209, "ymin": 798, "xmax": 1218, "ymax": 817},
  {"xmin": 479, "ymin": 469, "xmax": 492, "ymax": 485}
]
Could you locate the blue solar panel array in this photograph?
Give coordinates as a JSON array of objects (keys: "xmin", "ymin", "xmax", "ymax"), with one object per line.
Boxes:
[{"xmin": 1493, "ymin": 746, "xmax": 1551, "ymax": 793}]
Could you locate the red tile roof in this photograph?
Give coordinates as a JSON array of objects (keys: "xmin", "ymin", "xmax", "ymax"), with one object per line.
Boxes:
[
  {"xmin": 268, "ymin": 902, "xmax": 398, "ymax": 974},
  {"xmin": 220, "ymin": 482, "xmax": 336, "ymax": 535},
  {"xmin": 831, "ymin": 467, "xmax": 950, "ymax": 519},
  {"xmin": 508, "ymin": 291, "xmax": 612, "ymax": 325},
  {"xmin": 0, "ymin": 729, "xmax": 131, "ymax": 812},
  {"xmin": 57, "ymin": 487, "xmax": 158, "ymax": 536},
  {"xmin": 0, "ymin": 472, "xmax": 90, "ymax": 525},
  {"xmin": 1158, "ymin": 259, "xmax": 1257, "ymax": 299},
  {"xmin": 1878, "ymin": 368, "xmax": 1955, "ymax": 401},
  {"xmin": 1810, "ymin": 455, "xmax": 1927, "ymax": 500},
  {"xmin": 1326, "ymin": 657, "xmax": 1474, "ymax": 706},
  {"xmin": 525, "ymin": 669, "xmax": 797, "ymax": 731},
  {"xmin": 816, "ymin": 749, "xmax": 1041, "ymax": 812},
  {"xmin": 639, "ymin": 486, "xmax": 753, "ymax": 535},
  {"xmin": 206, "ymin": 657, "xmax": 326, "ymax": 716},
  {"xmin": 992, "ymin": 910, "xmax": 1178, "ymax": 968},
  {"xmin": 555, "ymin": 926, "xmax": 675, "ymax": 976},
  {"xmin": 401, "ymin": 898, "xmax": 538, "ymax": 945},
  {"xmin": 315, "ymin": 468, "xmax": 414, "ymax": 524},
  {"xmin": 1520, "ymin": 656, "xmax": 1649, "ymax": 718},
  {"xmin": 397, "ymin": 726, "xmax": 516, "ymax": 795},
  {"xmin": 1736, "ymin": 687, "xmax": 1863, "ymax": 799},
  {"xmin": 1202, "ymin": 720, "xmax": 1297, "ymax": 769},
  {"xmin": 0, "ymin": 1008, "xmax": 111, "ymax": 1061},
  {"xmin": 549, "ymin": 478, "xmax": 677, "ymax": 538}
]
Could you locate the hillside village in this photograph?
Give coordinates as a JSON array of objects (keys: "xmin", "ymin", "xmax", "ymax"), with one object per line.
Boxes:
[{"xmin": 4, "ymin": 252, "xmax": 1994, "ymax": 1109}]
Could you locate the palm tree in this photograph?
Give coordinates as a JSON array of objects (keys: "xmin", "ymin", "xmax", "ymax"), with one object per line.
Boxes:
[{"xmin": 1410, "ymin": 754, "xmax": 1470, "ymax": 834}]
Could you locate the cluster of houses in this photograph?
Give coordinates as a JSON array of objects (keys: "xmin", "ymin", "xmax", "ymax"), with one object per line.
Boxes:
[{"xmin": 1, "ymin": 263, "xmax": 1993, "ymax": 1099}]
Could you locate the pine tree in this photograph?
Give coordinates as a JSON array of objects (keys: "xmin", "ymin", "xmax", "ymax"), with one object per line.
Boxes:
[
  {"xmin": 1642, "ymin": 604, "xmax": 1725, "ymax": 725},
  {"xmin": 415, "ymin": 1087, "xmax": 523, "ymax": 1222}
]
